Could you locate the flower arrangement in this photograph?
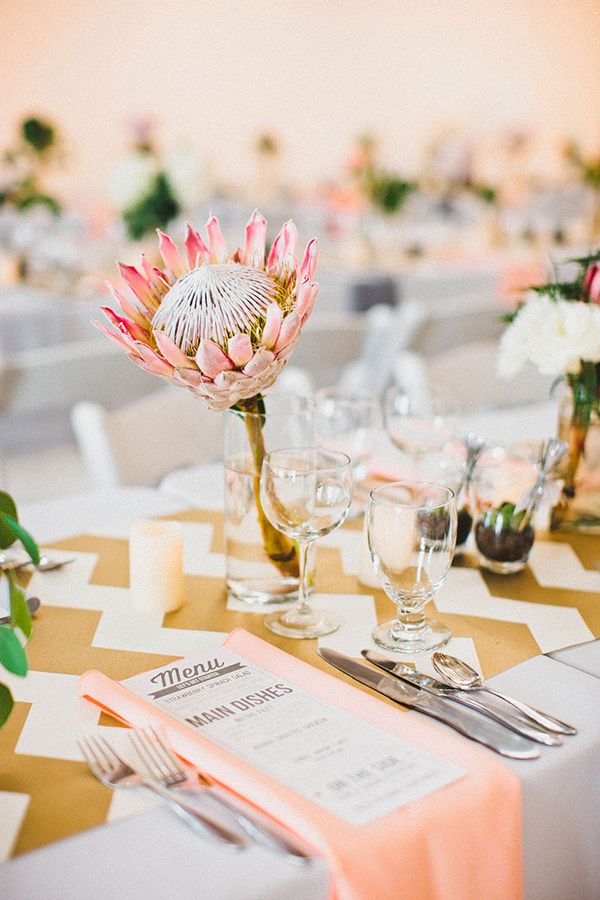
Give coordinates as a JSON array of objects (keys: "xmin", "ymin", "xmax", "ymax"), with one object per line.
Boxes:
[
  {"xmin": 346, "ymin": 134, "xmax": 416, "ymax": 216},
  {"xmin": 0, "ymin": 115, "xmax": 62, "ymax": 215},
  {"xmin": 498, "ymin": 252, "xmax": 600, "ymax": 530},
  {"xmin": 0, "ymin": 491, "xmax": 39, "ymax": 727},
  {"xmin": 94, "ymin": 210, "xmax": 319, "ymax": 573},
  {"xmin": 108, "ymin": 120, "xmax": 203, "ymax": 241}
]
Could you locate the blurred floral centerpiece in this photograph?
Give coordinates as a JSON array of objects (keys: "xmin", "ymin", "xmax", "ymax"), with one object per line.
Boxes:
[
  {"xmin": 94, "ymin": 210, "xmax": 319, "ymax": 594},
  {"xmin": 0, "ymin": 115, "xmax": 62, "ymax": 216},
  {"xmin": 498, "ymin": 253, "xmax": 600, "ymax": 531},
  {"xmin": 109, "ymin": 118, "xmax": 200, "ymax": 242}
]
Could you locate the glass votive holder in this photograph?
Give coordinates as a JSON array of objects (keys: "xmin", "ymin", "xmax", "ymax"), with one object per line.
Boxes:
[{"xmin": 472, "ymin": 448, "xmax": 538, "ymax": 575}]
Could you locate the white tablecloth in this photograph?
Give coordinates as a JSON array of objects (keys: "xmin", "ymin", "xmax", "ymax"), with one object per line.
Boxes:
[{"xmin": 11, "ymin": 486, "xmax": 600, "ymax": 900}]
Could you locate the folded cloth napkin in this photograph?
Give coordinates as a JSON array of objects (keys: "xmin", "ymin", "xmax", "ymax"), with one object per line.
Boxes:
[{"xmin": 80, "ymin": 629, "xmax": 522, "ymax": 900}]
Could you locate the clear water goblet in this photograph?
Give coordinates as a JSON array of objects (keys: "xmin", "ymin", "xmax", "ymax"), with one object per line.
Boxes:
[
  {"xmin": 368, "ymin": 481, "xmax": 457, "ymax": 653},
  {"xmin": 260, "ymin": 448, "xmax": 353, "ymax": 638}
]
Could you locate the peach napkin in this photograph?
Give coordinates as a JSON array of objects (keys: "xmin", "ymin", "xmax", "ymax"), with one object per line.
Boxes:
[{"xmin": 80, "ymin": 629, "xmax": 522, "ymax": 900}]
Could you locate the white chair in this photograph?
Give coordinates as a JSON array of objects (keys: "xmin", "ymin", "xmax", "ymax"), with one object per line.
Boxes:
[
  {"xmin": 393, "ymin": 340, "xmax": 554, "ymax": 416},
  {"xmin": 404, "ymin": 292, "xmax": 505, "ymax": 358},
  {"xmin": 70, "ymin": 365, "xmax": 313, "ymax": 489},
  {"xmin": 288, "ymin": 313, "xmax": 367, "ymax": 390},
  {"xmin": 71, "ymin": 386, "xmax": 224, "ymax": 489},
  {"xmin": 0, "ymin": 339, "xmax": 157, "ymax": 453}
]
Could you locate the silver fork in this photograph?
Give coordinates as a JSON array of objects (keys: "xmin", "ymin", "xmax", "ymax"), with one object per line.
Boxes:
[
  {"xmin": 131, "ymin": 728, "xmax": 313, "ymax": 863},
  {"xmin": 78, "ymin": 733, "xmax": 246, "ymax": 850}
]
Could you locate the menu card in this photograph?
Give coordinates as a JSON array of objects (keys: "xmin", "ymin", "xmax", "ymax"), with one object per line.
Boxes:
[{"xmin": 123, "ymin": 648, "xmax": 465, "ymax": 826}]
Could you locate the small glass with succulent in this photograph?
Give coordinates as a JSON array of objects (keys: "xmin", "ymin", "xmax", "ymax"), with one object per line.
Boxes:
[
  {"xmin": 498, "ymin": 250, "xmax": 600, "ymax": 532},
  {"xmin": 0, "ymin": 491, "xmax": 39, "ymax": 727},
  {"xmin": 471, "ymin": 449, "xmax": 539, "ymax": 574},
  {"xmin": 472, "ymin": 440, "xmax": 566, "ymax": 574}
]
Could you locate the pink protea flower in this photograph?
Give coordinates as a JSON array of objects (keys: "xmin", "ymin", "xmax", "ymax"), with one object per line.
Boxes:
[{"xmin": 93, "ymin": 210, "xmax": 319, "ymax": 410}]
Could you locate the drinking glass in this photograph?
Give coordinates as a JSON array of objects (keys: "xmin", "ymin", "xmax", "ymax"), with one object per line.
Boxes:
[
  {"xmin": 315, "ymin": 388, "xmax": 382, "ymax": 483},
  {"xmin": 368, "ymin": 481, "xmax": 457, "ymax": 653},
  {"xmin": 384, "ymin": 384, "xmax": 459, "ymax": 461},
  {"xmin": 260, "ymin": 448, "xmax": 353, "ymax": 638}
]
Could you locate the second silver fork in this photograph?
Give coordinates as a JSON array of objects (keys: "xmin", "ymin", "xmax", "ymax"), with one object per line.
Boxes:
[
  {"xmin": 131, "ymin": 728, "xmax": 313, "ymax": 863},
  {"xmin": 79, "ymin": 733, "xmax": 246, "ymax": 850}
]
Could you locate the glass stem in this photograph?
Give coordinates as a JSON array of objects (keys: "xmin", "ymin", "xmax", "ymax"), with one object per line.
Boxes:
[
  {"xmin": 392, "ymin": 599, "xmax": 429, "ymax": 638},
  {"xmin": 294, "ymin": 538, "xmax": 313, "ymax": 616}
]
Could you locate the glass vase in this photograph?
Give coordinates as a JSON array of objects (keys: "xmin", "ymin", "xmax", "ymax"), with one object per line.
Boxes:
[
  {"xmin": 224, "ymin": 393, "xmax": 316, "ymax": 604},
  {"xmin": 551, "ymin": 384, "xmax": 600, "ymax": 533}
]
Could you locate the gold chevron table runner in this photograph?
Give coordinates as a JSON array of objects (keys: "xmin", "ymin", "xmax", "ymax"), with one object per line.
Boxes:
[{"xmin": 1, "ymin": 505, "xmax": 599, "ymax": 858}]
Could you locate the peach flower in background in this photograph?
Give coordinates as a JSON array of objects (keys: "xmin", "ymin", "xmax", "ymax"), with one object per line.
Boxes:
[{"xmin": 93, "ymin": 210, "xmax": 319, "ymax": 410}]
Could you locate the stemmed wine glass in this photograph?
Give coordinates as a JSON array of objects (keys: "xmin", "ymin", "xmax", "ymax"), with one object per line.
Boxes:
[
  {"xmin": 260, "ymin": 448, "xmax": 353, "ymax": 638},
  {"xmin": 367, "ymin": 481, "xmax": 457, "ymax": 653},
  {"xmin": 384, "ymin": 384, "xmax": 459, "ymax": 462},
  {"xmin": 316, "ymin": 387, "xmax": 382, "ymax": 516}
]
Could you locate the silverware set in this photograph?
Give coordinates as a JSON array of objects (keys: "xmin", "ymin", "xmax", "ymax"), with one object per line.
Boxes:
[
  {"xmin": 317, "ymin": 648, "xmax": 577, "ymax": 760},
  {"xmin": 0, "ymin": 553, "xmax": 75, "ymax": 572},
  {"xmin": 79, "ymin": 727, "xmax": 313, "ymax": 861}
]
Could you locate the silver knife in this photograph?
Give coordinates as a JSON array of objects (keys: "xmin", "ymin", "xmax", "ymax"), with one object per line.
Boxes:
[
  {"xmin": 362, "ymin": 650, "xmax": 561, "ymax": 747},
  {"xmin": 317, "ymin": 648, "xmax": 540, "ymax": 759}
]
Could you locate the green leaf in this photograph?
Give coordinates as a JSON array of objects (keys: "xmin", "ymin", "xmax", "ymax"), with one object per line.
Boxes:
[
  {"xmin": 0, "ymin": 513, "xmax": 40, "ymax": 564},
  {"xmin": 0, "ymin": 625, "xmax": 28, "ymax": 676},
  {"xmin": 9, "ymin": 577, "xmax": 32, "ymax": 639},
  {"xmin": 0, "ymin": 683, "xmax": 14, "ymax": 728},
  {"xmin": 0, "ymin": 492, "xmax": 18, "ymax": 550}
]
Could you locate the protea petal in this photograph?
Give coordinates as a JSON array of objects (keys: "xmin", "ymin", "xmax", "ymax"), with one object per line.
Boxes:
[
  {"xmin": 118, "ymin": 263, "xmax": 159, "ymax": 314},
  {"xmin": 118, "ymin": 263, "xmax": 151, "ymax": 301},
  {"xmin": 92, "ymin": 319, "xmax": 138, "ymax": 353},
  {"xmin": 273, "ymin": 311, "xmax": 301, "ymax": 352},
  {"xmin": 296, "ymin": 281, "xmax": 319, "ymax": 321},
  {"xmin": 242, "ymin": 348, "xmax": 275, "ymax": 376},
  {"xmin": 175, "ymin": 367, "xmax": 204, "ymax": 388},
  {"xmin": 157, "ymin": 230, "xmax": 185, "ymax": 278},
  {"xmin": 243, "ymin": 209, "xmax": 267, "ymax": 267},
  {"xmin": 132, "ymin": 342, "xmax": 175, "ymax": 377},
  {"xmin": 301, "ymin": 285, "xmax": 318, "ymax": 323},
  {"xmin": 227, "ymin": 333, "xmax": 254, "ymax": 366},
  {"xmin": 267, "ymin": 229, "xmax": 284, "ymax": 271},
  {"xmin": 196, "ymin": 339, "xmax": 234, "ymax": 379},
  {"xmin": 299, "ymin": 238, "xmax": 318, "ymax": 283},
  {"xmin": 140, "ymin": 256, "xmax": 169, "ymax": 298},
  {"xmin": 261, "ymin": 302, "xmax": 284, "ymax": 349},
  {"xmin": 206, "ymin": 215, "xmax": 227, "ymax": 263},
  {"xmin": 185, "ymin": 224, "xmax": 209, "ymax": 269},
  {"xmin": 154, "ymin": 330, "xmax": 197, "ymax": 369},
  {"xmin": 214, "ymin": 370, "xmax": 247, "ymax": 388},
  {"xmin": 100, "ymin": 306, "xmax": 147, "ymax": 343},
  {"xmin": 106, "ymin": 282, "xmax": 150, "ymax": 329},
  {"xmin": 281, "ymin": 220, "xmax": 298, "ymax": 269}
]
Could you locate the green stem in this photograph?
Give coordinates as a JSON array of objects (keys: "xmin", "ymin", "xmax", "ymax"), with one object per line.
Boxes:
[
  {"xmin": 236, "ymin": 395, "xmax": 299, "ymax": 578},
  {"xmin": 561, "ymin": 364, "xmax": 599, "ymax": 497}
]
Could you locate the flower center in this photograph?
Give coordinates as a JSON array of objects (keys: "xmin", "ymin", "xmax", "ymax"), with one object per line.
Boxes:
[{"xmin": 152, "ymin": 263, "xmax": 279, "ymax": 353}]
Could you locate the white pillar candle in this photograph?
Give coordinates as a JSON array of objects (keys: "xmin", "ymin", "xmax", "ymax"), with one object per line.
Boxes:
[{"xmin": 129, "ymin": 520, "xmax": 185, "ymax": 615}]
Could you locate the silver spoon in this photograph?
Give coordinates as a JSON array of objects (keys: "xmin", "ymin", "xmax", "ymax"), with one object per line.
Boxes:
[
  {"xmin": 432, "ymin": 652, "xmax": 577, "ymax": 735},
  {"xmin": 0, "ymin": 595, "xmax": 41, "ymax": 625}
]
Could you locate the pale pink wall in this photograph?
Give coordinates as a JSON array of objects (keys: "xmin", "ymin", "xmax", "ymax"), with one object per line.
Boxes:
[{"xmin": 2, "ymin": 0, "xmax": 600, "ymax": 203}]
